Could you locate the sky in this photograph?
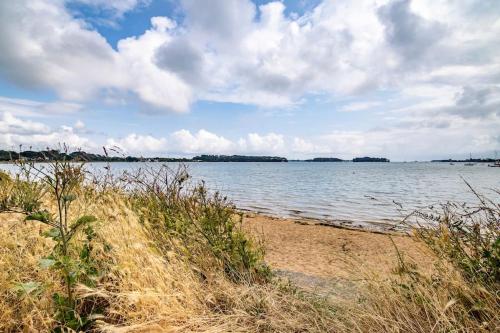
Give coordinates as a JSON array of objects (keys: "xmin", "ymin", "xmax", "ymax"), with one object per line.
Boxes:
[{"xmin": 0, "ymin": 0, "xmax": 499, "ymax": 161}]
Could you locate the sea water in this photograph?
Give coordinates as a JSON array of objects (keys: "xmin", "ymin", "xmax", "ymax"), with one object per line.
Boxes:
[{"xmin": 2, "ymin": 162, "xmax": 498, "ymax": 230}]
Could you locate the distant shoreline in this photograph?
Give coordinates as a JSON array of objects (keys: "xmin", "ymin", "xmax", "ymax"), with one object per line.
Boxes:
[
  {"xmin": 1, "ymin": 149, "xmax": 391, "ymax": 163},
  {"xmin": 1, "ymin": 149, "xmax": 496, "ymax": 163},
  {"xmin": 431, "ymin": 158, "xmax": 497, "ymax": 163}
]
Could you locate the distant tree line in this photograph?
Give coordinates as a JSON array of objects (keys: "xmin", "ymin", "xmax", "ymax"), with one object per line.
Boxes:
[
  {"xmin": 0, "ymin": 149, "xmax": 396, "ymax": 163},
  {"xmin": 0, "ymin": 150, "xmax": 190, "ymax": 162},
  {"xmin": 352, "ymin": 157, "xmax": 390, "ymax": 162},
  {"xmin": 431, "ymin": 158, "xmax": 496, "ymax": 163},
  {"xmin": 0, "ymin": 150, "xmax": 287, "ymax": 163},
  {"xmin": 192, "ymin": 155, "xmax": 288, "ymax": 162},
  {"xmin": 294, "ymin": 157, "xmax": 390, "ymax": 162}
]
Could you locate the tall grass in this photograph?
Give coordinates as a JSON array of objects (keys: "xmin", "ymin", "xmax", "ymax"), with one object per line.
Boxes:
[
  {"xmin": 413, "ymin": 181, "xmax": 499, "ymax": 288},
  {"xmin": 341, "ymin": 184, "xmax": 499, "ymax": 332}
]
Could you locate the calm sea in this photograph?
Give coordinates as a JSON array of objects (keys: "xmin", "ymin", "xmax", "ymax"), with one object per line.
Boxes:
[{"xmin": 2, "ymin": 162, "xmax": 499, "ymax": 231}]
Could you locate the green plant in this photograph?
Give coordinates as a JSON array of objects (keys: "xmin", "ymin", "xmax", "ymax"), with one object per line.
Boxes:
[
  {"xmin": 128, "ymin": 165, "xmax": 270, "ymax": 283},
  {"xmin": 371, "ymin": 183, "xmax": 500, "ymax": 331},
  {"xmin": 3, "ymin": 153, "xmax": 106, "ymax": 331},
  {"xmin": 409, "ymin": 182, "xmax": 499, "ymax": 288}
]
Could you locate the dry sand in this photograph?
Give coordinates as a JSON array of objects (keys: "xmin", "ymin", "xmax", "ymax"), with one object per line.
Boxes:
[{"xmin": 243, "ymin": 213, "xmax": 434, "ymax": 297}]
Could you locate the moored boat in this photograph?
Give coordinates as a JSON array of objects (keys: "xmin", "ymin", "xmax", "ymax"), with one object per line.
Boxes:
[{"xmin": 488, "ymin": 152, "xmax": 500, "ymax": 167}]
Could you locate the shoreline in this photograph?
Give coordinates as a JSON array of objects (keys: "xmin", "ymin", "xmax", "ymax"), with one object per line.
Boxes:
[{"xmin": 238, "ymin": 209, "xmax": 409, "ymax": 235}]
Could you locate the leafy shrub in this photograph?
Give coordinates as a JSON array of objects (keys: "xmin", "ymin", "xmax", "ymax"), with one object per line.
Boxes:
[
  {"xmin": 127, "ymin": 165, "xmax": 270, "ymax": 282},
  {"xmin": 410, "ymin": 182, "xmax": 499, "ymax": 288},
  {"xmin": 361, "ymin": 183, "xmax": 500, "ymax": 331}
]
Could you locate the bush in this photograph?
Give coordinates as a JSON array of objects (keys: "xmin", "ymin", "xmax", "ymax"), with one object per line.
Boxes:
[
  {"xmin": 127, "ymin": 165, "xmax": 270, "ymax": 283},
  {"xmin": 410, "ymin": 182, "xmax": 499, "ymax": 288},
  {"xmin": 354, "ymin": 183, "xmax": 500, "ymax": 332}
]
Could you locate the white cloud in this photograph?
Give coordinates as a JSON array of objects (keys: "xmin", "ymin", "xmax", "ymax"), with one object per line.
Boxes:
[
  {"xmin": 0, "ymin": 112, "xmax": 93, "ymax": 150},
  {"xmin": 105, "ymin": 130, "xmax": 289, "ymax": 156},
  {"xmin": 0, "ymin": 113, "xmax": 50, "ymax": 135},
  {"xmin": 1, "ymin": 105, "xmax": 498, "ymax": 160},
  {"xmin": 238, "ymin": 133, "xmax": 285, "ymax": 153},
  {"xmin": 0, "ymin": 0, "xmax": 499, "ymax": 114},
  {"xmin": 106, "ymin": 133, "xmax": 167, "ymax": 153},
  {"xmin": 103, "ymin": 115, "xmax": 499, "ymax": 160},
  {"xmin": 105, "ymin": 131, "xmax": 287, "ymax": 156},
  {"xmin": 170, "ymin": 129, "xmax": 233, "ymax": 154},
  {"xmin": 29, "ymin": 125, "xmax": 94, "ymax": 150},
  {"xmin": 0, "ymin": 97, "xmax": 84, "ymax": 117},
  {"xmin": 74, "ymin": 120, "xmax": 85, "ymax": 130},
  {"xmin": 340, "ymin": 101, "xmax": 383, "ymax": 112},
  {"xmin": 0, "ymin": 1, "xmax": 190, "ymax": 113},
  {"xmin": 292, "ymin": 137, "xmax": 329, "ymax": 154},
  {"xmin": 116, "ymin": 17, "xmax": 193, "ymax": 112},
  {"xmin": 317, "ymin": 120, "xmax": 500, "ymax": 161}
]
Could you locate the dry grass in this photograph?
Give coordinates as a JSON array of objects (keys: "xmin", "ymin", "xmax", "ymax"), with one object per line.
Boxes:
[
  {"xmin": 334, "ymin": 256, "xmax": 499, "ymax": 332},
  {"xmin": 0, "ymin": 164, "xmax": 498, "ymax": 332}
]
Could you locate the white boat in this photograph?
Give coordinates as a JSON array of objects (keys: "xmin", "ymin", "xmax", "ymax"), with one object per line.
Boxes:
[{"xmin": 488, "ymin": 152, "xmax": 500, "ymax": 167}]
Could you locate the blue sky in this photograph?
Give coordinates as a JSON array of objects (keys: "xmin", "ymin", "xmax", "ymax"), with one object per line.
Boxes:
[{"xmin": 0, "ymin": 0, "xmax": 499, "ymax": 160}]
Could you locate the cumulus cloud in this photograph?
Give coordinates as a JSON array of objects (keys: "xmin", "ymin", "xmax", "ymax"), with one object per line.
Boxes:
[
  {"xmin": 0, "ymin": 1, "xmax": 119, "ymax": 101},
  {"xmin": 116, "ymin": 17, "xmax": 193, "ymax": 112},
  {"xmin": 100, "ymin": 119, "xmax": 499, "ymax": 160},
  {"xmin": 154, "ymin": 38, "xmax": 205, "ymax": 85},
  {"xmin": 0, "ymin": 113, "xmax": 93, "ymax": 150},
  {"xmin": 0, "ymin": 1, "xmax": 190, "ymax": 113},
  {"xmin": 105, "ymin": 130, "xmax": 259, "ymax": 157},
  {"xmin": 291, "ymin": 137, "xmax": 328, "ymax": 154},
  {"xmin": 1, "ymin": 105, "xmax": 497, "ymax": 159},
  {"xmin": 1, "ymin": 0, "xmax": 499, "ymax": 114},
  {"xmin": 104, "ymin": 130, "xmax": 290, "ymax": 156},
  {"xmin": 238, "ymin": 133, "xmax": 285, "ymax": 153},
  {"xmin": 378, "ymin": 0, "xmax": 445, "ymax": 67},
  {"xmin": 181, "ymin": 0, "xmax": 256, "ymax": 43},
  {"xmin": 0, "ymin": 113, "xmax": 50, "ymax": 135},
  {"xmin": 316, "ymin": 120, "xmax": 500, "ymax": 161},
  {"xmin": 170, "ymin": 129, "xmax": 234, "ymax": 154},
  {"xmin": 106, "ymin": 134, "xmax": 167, "ymax": 153},
  {"xmin": 449, "ymin": 85, "xmax": 500, "ymax": 118}
]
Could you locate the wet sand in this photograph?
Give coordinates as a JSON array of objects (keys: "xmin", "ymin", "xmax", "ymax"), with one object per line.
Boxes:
[{"xmin": 243, "ymin": 213, "xmax": 434, "ymax": 292}]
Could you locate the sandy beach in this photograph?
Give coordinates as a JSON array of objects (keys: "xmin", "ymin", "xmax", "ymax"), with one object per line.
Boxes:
[{"xmin": 243, "ymin": 213, "xmax": 434, "ymax": 296}]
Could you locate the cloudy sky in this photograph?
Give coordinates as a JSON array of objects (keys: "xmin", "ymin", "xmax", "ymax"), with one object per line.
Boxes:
[{"xmin": 0, "ymin": 0, "xmax": 499, "ymax": 160}]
